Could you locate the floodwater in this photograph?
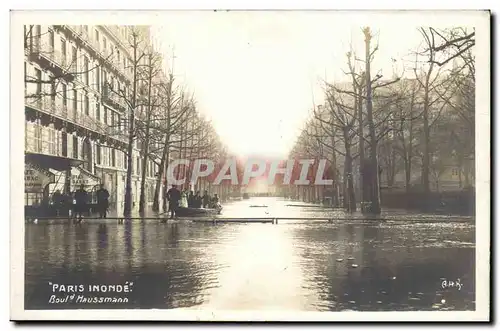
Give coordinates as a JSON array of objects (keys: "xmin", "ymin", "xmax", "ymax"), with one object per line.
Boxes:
[{"xmin": 25, "ymin": 197, "xmax": 475, "ymax": 311}]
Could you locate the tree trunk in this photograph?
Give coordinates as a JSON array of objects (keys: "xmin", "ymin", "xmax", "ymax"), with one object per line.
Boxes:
[
  {"xmin": 152, "ymin": 74, "xmax": 174, "ymax": 212},
  {"xmin": 344, "ymin": 130, "xmax": 356, "ymax": 212},
  {"xmin": 152, "ymin": 141, "xmax": 170, "ymax": 212},
  {"xmin": 404, "ymin": 155, "xmax": 411, "ymax": 192},
  {"xmin": 123, "ymin": 35, "xmax": 138, "ymax": 217},
  {"xmin": 420, "ymin": 60, "xmax": 434, "ymax": 211},
  {"xmin": 139, "ymin": 62, "xmax": 154, "ymax": 214},
  {"xmin": 357, "ymin": 85, "xmax": 366, "ymax": 203},
  {"xmin": 364, "ymin": 27, "xmax": 381, "ymax": 214},
  {"xmin": 123, "ymin": 119, "xmax": 135, "ymax": 217},
  {"xmin": 422, "ymin": 87, "xmax": 431, "ymax": 195}
]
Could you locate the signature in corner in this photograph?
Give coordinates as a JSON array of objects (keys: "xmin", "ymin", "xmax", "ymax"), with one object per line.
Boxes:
[{"xmin": 441, "ymin": 278, "xmax": 463, "ymax": 291}]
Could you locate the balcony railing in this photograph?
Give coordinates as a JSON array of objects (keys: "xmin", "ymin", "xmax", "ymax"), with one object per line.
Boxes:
[
  {"xmin": 28, "ymin": 41, "xmax": 69, "ymax": 70},
  {"xmin": 25, "ymin": 97, "xmax": 127, "ymax": 143},
  {"xmin": 102, "ymin": 86, "xmax": 127, "ymax": 110},
  {"xmin": 55, "ymin": 25, "xmax": 132, "ymax": 85}
]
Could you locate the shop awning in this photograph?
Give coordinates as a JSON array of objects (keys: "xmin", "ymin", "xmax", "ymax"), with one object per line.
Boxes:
[
  {"xmin": 25, "ymin": 153, "xmax": 84, "ymax": 172},
  {"xmin": 25, "ymin": 162, "xmax": 56, "ymax": 193},
  {"xmin": 70, "ymin": 166, "xmax": 101, "ymax": 189}
]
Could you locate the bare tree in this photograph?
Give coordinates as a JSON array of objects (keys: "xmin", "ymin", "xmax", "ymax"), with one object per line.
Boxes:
[
  {"xmin": 389, "ymin": 78, "xmax": 423, "ymax": 191},
  {"xmin": 313, "ymin": 88, "xmax": 358, "ymax": 211},
  {"xmin": 420, "ymin": 27, "xmax": 475, "ymax": 68},
  {"xmin": 137, "ymin": 51, "xmax": 164, "ymax": 213},
  {"xmin": 97, "ymin": 27, "xmax": 152, "ymax": 217},
  {"xmin": 412, "ymin": 28, "xmax": 457, "ymax": 201},
  {"xmin": 151, "ymin": 74, "xmax": 193, "ymax": 211}
]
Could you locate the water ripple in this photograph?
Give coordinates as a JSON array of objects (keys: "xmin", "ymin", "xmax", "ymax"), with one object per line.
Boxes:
[{"xmin": 25, "ymin": 197, "xmax": 475, "ymax": 311}]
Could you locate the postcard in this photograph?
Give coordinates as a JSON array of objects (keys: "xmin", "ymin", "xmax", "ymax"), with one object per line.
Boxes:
[{"xmin": 10, "ymin": 9, "xmax": 490, "ymax": 322}]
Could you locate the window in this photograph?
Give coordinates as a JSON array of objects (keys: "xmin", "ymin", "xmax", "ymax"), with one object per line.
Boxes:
[
  {"xmin": 96, "ymin": 102, "xmax": 100, "ymax": 121},
  {"xmin": 34, "ymin": 123, "xmax": 42, "ymax": 152},
  {"xmin": 117, "ymin": 50, "xmax": 120, "ymax": 65},
  {"xmin": 111, "ymin": 112, "xmax": 115, "ymax": 127},
  {"xmin": 48, "ymin": 29, "xmax": 54, "ymax": 50},
  {"xmin": 61, "ymin": 83, "xmax": 67, "ymax": 107},
  {"xmin": 117, "ymin": 114, "xmax": 121, "ymax": 130},
  {"xmin": 72, "ymin": 90, "xmax": 78, "ymax": 112},
  {"xmin": 33, "ymin": 25, "xmax": 41, "ymax": 48},
  {"xmin": 84, "ymin": 95, "xmax": 89, "ymax": 115},
  {"xmin": 71, "ymin": 46, "xmax": 77, "ymax": 69},
  {"xmin": 95, "ymin": 30, "xmax": 99, "ymax": 43},
  {"xmin": 60, "ymin": 38, "xmax": 66, "ymax": 62},
  {"xmin": 73, "ymin": 136, "xmax": 78, "ymax": 159},
  {"xmin": 104, "ymin": 107, "xmax": 108, "ymax": 125},
  {"xmin": 84, "ymin": 56, "xmax": 89, "ymax": 85},
  {"xmin": 96, "ymin": 68, "xmax": 100, "ymax": 92},
  {"xmin": 25, "ymin": 193, "xmax": 44, "ymax": 206},
  {"xmin": 62, "ymin": 132, "xmax": 67, "ymax": 157},
  {"xmin": 34, "ymin": 69, "xmax": 42, "ymax": 95},
  {"xmin": 50, "ymin": 80, "xmax": 56, "ymax": 104},
  {"xmin": 112, "ymin": 149, "xmax": 116, "ymax": 167},
  {"xmin": 103, "ymin": 147, "xmax": 109, "ymax": 166},
  {"xmin": 102, "ymin": 70, "xmax": 107, "ymax": 92},
  {"xmin": 96, "ymin": 145, "xmax": 101, "ymax": 165},
  {"xmin": 137, "ymin": 157, "xmax": 140, "ymax": 175},
  {"xmin": 48, "ymin": 127, "xmax": 55, "ymax": 155}
]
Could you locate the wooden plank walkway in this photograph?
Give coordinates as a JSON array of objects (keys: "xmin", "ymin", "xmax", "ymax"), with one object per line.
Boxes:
[{"xmin": 25, "ymin": 215, "xmax": 473, "ymax": 225}]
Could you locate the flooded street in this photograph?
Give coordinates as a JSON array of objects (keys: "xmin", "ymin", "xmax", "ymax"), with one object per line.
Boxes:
[{"xmin": 25, "ymin": 197, "xmax": 475, "ymax": 311}]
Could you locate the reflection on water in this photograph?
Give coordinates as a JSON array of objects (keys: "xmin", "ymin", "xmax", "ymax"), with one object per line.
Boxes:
[{"xmin": 25, "ymin": 198, "xmax": 475, "ymax": 311}]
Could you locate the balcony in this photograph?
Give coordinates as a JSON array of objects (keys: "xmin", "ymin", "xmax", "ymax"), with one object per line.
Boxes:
[
  {"xmin": 102, "ymin": 86, "xmax": 127, "ymax": 111},
  {"xmin": 25, "ymin": 97, "xmax": 127, "ymax": 144},
  {"xmin": 54, "ymin": 25, "xmax": 132, "ymax": 85},
  {"xmin": 104, "ymin": 25, "xmax": 129, "ymax": 47},
  {"xmin": 27, "ymin": 41, "xmax": 75, "ymax": 81}
]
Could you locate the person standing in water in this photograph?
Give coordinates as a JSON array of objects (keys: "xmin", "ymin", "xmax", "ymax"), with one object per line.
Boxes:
[
  {"xmin": 96, "ymin": 184, "xmax": 110, "ymax": 219},
  {"xmin": 202, "ymin": 190, "xmax": 211, "ymax": 208},
  {"xmin": 74, "ymin": 184, "xmax": 88, "ymax": 222},
  {"xmin": 194, "ymin": 191, "xmax": 202, "ymax": 208},
  {"xmin": 188, "ymin": 190, "xmax": 195, "ymax": 208},
  {"xmin": 52, "ymin": 190, "xmax": 63, "ymax": 216},
  {"xmin": 166, "ymin": 185, "xmax": 181, "ymax": 218}
]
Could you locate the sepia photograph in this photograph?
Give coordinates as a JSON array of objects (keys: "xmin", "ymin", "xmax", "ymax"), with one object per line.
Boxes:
[{"xmin": 10, "ymin": 9, "xmax": 490, "ymax": 322}]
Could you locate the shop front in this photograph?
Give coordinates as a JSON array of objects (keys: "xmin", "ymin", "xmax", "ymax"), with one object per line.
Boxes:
[
  {"xmin": 69, "ymin": 166, "xmax": 101, "ymax": 203},
  {"xmin": 24, "ymin": 152, "xmax": 101, "ymax": 218},
  {"xmin": 25, "ymin": 162, "xmax": 56, "ymax": 208}
]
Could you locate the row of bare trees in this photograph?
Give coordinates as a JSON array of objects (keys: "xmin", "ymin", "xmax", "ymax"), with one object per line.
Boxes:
[
  {"xmin": 24, "ymin": 25, "xmax": 227, "ymax": 216},
  {"xmin": 290, "ymin": 26, "xmax": 475, "ymax": 214}
]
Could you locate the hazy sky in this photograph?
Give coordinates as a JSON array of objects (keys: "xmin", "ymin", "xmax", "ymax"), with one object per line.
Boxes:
[{"xmin": 149, "ymin": 11, "xmax": 477, "ymax": 158}]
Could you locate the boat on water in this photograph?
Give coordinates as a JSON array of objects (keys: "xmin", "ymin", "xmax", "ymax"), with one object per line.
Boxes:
[{"xmin": 175, "ymin": 205, "xmax": 223, "ymax": 217}]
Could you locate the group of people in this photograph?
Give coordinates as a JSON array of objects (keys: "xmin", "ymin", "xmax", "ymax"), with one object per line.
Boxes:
[
  {"xmin": 51, "ymin": 184, "xmax": 110, "ymax": 220},
  {"xmin": 165, "ymin": 185, "xmax": 220, "ymax": 218}
]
